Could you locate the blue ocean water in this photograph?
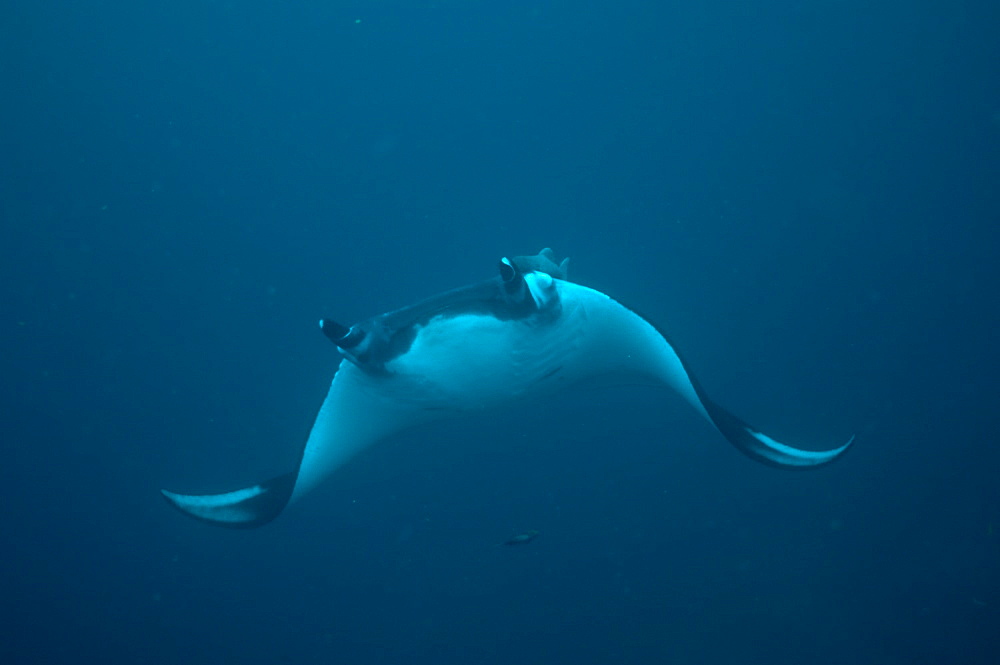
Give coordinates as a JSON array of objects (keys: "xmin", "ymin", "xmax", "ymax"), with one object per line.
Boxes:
[{"xmin": 2, "ymin": 1, "xmax": 998, "ymax": 663}]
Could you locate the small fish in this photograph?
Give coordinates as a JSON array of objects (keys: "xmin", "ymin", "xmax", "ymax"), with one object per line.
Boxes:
[{"xmin": 502, "ymin": 530, "xmax": 540, "ymax": 546}]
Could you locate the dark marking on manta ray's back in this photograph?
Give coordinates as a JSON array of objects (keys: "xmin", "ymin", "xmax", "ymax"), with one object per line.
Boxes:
[{"xmin": 161, "ymin": 248, "xmax": 855, "ymax": 530}]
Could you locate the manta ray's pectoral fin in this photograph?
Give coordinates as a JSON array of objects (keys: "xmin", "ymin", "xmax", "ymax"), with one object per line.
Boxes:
[
  {"xmin": 161, "ymin": 359, "xmax": 420, "ymax": 528},
  {"xmin": 701, "ymin": 396, "xmax": 854, "ymax": 468},
  {"xmin": 610, "ymin": 295, "xmax": 855, "ymax": 469},
  {"xmin": 160, "ymin": 472, "xmax": 296, "ymax": 528}
]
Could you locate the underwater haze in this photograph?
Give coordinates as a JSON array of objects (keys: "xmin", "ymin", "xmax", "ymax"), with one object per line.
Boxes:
[{"xmin": 2, "ymin": 1, "xmax": 998, "ymax": 663}]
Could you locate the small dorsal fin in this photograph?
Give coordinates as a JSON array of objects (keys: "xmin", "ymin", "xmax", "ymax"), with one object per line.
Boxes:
[{"xmin": 510, "ymin": 248, "xmax": 569, "ymax": 280}]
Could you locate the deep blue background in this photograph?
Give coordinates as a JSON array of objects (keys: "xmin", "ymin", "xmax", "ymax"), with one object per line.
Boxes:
[{"xmin": 2, "ymin": 1, "xmax": 998, "ymax": 663}]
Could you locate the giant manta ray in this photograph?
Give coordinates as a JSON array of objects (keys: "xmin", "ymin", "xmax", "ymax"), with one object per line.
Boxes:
[{"xmin": 162, "ymin": 249, "xmax": 853, "ymax": 527}]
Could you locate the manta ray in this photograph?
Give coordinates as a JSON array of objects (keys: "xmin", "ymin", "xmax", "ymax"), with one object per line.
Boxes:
[{"xmin": 161, "ymin": 248, "xmax": 853, "ymax": 528}]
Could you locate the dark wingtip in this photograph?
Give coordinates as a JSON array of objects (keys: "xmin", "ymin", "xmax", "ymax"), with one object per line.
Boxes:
[
  {"xmin": 160, "ymin": 472, "xmax": 297, "ymax": 529},
  {"xmin": 703, "ymin": 397, "xmax": 855, "ymax": 469}
]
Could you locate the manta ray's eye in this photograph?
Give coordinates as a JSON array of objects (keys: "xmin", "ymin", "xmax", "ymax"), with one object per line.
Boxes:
[{"xmin": 498, "ymin": 257, "xmax": 518, "ymax": 283}]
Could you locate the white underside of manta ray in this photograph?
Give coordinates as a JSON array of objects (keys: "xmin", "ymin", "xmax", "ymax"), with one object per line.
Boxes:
[{"xmin": 161, "ymin": 248, "xmax": 854, "ymax": 528}]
